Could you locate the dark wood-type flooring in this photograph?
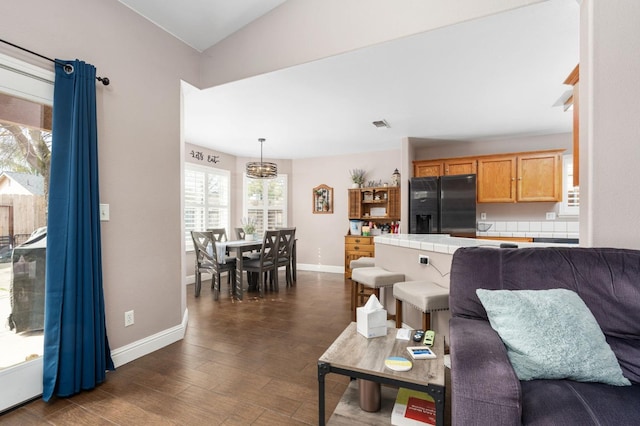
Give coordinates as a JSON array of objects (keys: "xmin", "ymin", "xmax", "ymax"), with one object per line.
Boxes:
[{"xmin": 1, "ymin": 271, "xmax": 450, "ymax": 425}]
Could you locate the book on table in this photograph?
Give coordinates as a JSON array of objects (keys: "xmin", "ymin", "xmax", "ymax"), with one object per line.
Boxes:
[{"xmin": 391, "ymin": 387, "xmax": 436, "ymax": 426}]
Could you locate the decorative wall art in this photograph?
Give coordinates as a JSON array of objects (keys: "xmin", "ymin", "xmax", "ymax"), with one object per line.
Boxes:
[{"xmin": 313, "ymin": 184, "xmax": 333, "ymax": 214}]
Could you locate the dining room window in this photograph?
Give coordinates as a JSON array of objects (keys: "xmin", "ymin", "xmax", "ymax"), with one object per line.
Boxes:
[
  {"xmin": 184, "ymin": 163, "xmax": 230, "ymax": 250},
  {"xmin": 243, "ymin": 174, "xmax": 287, "ymax": 234}
]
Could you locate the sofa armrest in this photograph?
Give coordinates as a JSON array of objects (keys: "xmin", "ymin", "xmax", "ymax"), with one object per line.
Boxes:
[{"xmin": 450, "ymin": 317, "xmax": 522, "ymax": 426}]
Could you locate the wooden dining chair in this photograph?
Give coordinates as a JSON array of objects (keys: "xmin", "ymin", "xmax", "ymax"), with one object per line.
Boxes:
[
  {"xmin": 191, "ymin": 231, "xmax": 236, "ymax": 299},
  {"xmin": 207, "ymin": 228, "xmax": 233, "ymax": 283},
  {"xmin": 234, "ymin": 227, "xmax": 245, "ymax": 240},
  {"xmin": 241, "ymin": 230, "xmax": 279, "ymax": 297},
  {"xmin": 275, "ymin": 227, "xmax": 296, "ymax": 287}
]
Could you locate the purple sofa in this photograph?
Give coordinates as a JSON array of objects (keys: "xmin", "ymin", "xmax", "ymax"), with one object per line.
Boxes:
[{"xmin": 449, "ymin": 246, "xmax": 640, "ymax": 426}]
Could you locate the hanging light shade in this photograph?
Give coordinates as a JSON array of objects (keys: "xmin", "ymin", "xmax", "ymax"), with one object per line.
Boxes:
[{"xmin": 246, "ymin": 138, "xmax": 277, "ymax": 179}]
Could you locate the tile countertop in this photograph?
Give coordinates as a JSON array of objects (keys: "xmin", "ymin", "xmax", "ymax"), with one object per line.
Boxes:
[{"xmin": 374, "ymin": 233, "xmax": 578, "ymax": 255}]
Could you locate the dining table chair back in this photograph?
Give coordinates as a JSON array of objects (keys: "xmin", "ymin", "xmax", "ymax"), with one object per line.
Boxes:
[
  {"xmin": 276, "ymin": 227, "xmax": 296, "ymax": 287},
  {"xmin": 241, "ymin": 230, "xmax": 280, "ymax": 297},
  {"xmin": 234, "ymin": 227, "xmax": 245, "ymax": 240},
  {"xmin": 207, "ymin": 228, "xmax": 228, "ymax": 243},
  {"xmin": 191, "ymin": 230, "xmax": 236, "ymax": 300},
  {"xmin": 208, "ymin": 227, "xmax": 235, "ymax": 283}
]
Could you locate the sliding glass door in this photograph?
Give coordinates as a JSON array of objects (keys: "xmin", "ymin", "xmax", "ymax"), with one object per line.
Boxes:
[{"xmin": 0, "ymin": 52, "xmax": 53, "ymax": 412}]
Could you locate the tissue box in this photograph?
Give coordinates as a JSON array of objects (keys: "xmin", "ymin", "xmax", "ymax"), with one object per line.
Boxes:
[{"xmin": 356, "ymin": 306, "xmax": 387, "ymax": 338}]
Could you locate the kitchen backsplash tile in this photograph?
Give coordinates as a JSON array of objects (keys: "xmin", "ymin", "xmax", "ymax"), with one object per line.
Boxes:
[
  {"xmin": 567, "ymin": 222, "xmax": 580, "ymax": 232},
  {"xmin": 476, "ymin": 220, "xmax": 579, "ymax": 240},
  {"xmin": 553, "ymin": 222, "xmax": 568, "ymax": 232},
  {"xmin": 529, "ymin": 222, "xmax": 542, "ymax": 232},
  {"xmin": 541, "ymin": 222, "xmax": 554, "ymax": 232}
]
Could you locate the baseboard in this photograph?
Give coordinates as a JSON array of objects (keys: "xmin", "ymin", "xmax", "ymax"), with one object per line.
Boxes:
[
  {"xmin": 296, "ymin": 263, "xmax": 344, "ymax": 274},
  {"xmin": 110, "ymin": 308, "xmax": 189, "ymax": 368},
  {"xmin": 186, "ymin": 265, "xmax": 343, "ymax": 284}
]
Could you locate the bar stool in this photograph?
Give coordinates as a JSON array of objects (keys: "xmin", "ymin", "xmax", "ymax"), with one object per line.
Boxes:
[
  {"xmin": 351, "ymin": 267, "xmax": 405, "ymax": 321},
  {"xmin": 349, "ymin": 256, "xmax": 375, "ymax": 270},
  {"xmin": 393, "ymin": 280, "xmax": 449, "ymax": 330}
]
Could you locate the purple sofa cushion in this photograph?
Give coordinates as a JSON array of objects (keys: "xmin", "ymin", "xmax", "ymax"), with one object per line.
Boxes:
[
  {"xmin": 450, "ymin": 247, "xmax": 640, "ymax": 383},
  {"xmin": 521, "ymin": 379, "xmax": 640, "ymax": 425}
]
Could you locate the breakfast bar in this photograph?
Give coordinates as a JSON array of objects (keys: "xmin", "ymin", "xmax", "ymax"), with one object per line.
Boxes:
[{"xmin": 371, "ymin": 234, "xmax": 579, "ymax": 338}]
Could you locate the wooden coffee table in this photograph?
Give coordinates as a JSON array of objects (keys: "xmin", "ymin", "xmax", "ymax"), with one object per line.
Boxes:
[{"xmin": 318, "ymin": 322, "xmax": 445, "ymax": 425}]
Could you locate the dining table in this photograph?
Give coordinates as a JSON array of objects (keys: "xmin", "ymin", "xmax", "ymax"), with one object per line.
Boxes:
[{"xmin": 224, "ymin": 239, "xmax": 263, "ymax": 300}]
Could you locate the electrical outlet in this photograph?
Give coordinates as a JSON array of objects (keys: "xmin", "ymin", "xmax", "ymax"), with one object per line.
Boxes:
[
  {"xmin": 124, "ymin": 310, "xmax": 134, "ymax": 327},
  {"xmin": 419, "ymin": 254, "xmax": 430, "ymax": 265},
  {"xmin": 480, "ymin": 212, "xmax": 487, "ymax": 220},
  {"xmin": 546, "ymin": 212, "xmax": 557, "ymax": 220}
]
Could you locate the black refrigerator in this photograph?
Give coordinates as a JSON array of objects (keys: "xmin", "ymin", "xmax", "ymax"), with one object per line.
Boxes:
[{"xmin": 409, "ymin": 174, "xmax": 477, "ymax": 237}]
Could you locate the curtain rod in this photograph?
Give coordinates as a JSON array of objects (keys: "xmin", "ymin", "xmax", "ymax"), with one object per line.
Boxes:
[{"xmin": 0, "ymin": 38, "xmax": 110, "ymax": 86}]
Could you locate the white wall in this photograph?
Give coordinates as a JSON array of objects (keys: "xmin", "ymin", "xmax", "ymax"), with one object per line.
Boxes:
[
  {"xmin": 199, "ymin": 0, "xmax": 545, "ymax": 88},
  {"xmin": 2, "ymin": 0, "xmax": 200, "ymax": 350},
  {"xmin": 580, "ymin": 0, "xmax": 640, "ymax": 249},
  {"xmin": 292, "ymin": 148, "xmax": 402, "ymax": 270}
]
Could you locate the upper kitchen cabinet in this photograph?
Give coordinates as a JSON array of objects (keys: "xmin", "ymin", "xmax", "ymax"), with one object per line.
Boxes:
[
  {"xmin": 564, "ymin": 64, "xmax": 579, "ymax": 186},
  {"xmin": 477, "ymin": 150, "xmax": 564, "ymax": 203},
  {"xmin": 476, "ymin": 155, "xmax": 516, "ymax": 202},
  {"xmin": 414, "ymin": 157, "xmax": 476, "ymax": 177},
  {"xmin": 444, "ymin": 157, "xmax": 477, "ymax": 175},
  {"xmin": 414, "ymin": 160, "xmax": 443, "ymax": 177}
]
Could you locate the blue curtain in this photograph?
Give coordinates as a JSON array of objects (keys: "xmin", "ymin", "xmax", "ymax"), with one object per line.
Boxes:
[{"xmin": 43, "ymin": 60, "xmax": 114, "ymax": 401}]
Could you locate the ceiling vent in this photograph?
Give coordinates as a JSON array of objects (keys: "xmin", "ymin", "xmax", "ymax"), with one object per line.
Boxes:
[{"xmin": 372, "ymin": 119, "xmax": 390, "ymax": 129}]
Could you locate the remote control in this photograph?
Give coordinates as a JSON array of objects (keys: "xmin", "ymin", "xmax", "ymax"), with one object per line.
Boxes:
[
  {"xmin": 413, "ymin": 330, "xmax": 425, "ymax": 342},
  {"xmin": 423, "ymin": 330, "xmax": 435, "ymax": 346}
]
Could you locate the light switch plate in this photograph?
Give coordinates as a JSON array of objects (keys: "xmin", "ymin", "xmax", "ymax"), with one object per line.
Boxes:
[{"xmin": 100, "ymin": 204, "xmax": 110, "ymax": 221}]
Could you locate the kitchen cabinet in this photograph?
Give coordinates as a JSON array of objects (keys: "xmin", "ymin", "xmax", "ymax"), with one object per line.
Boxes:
[
  {"xmin": 414, "ymin": 160, "xmax": 443, "ymax": 177},
  {"xmin": 413, "ymin": 158, "xmax": 476, "ymax": 177},
  {"xmin": 444, "ymin": 157, "xmax": 477, "ymax": 175},
  {"xmin": 348, "ymin": 186, "xmax": 400, "ymax": 222},
  {"xmin": 476, "ymin": 236, "xmax": 534, "ymax": 243},
  {"xmin": 344, "ymin": 235, "xmax": 374, "ymax": 278},
  {"xmin": 345, "ymin": 186, "xmax": 400, "ymax": 277},
  {"xmin": 477, "ymin": 150, "xmax": 563, "ymax": 203},
  {"xmin": 476, "ymin": 155, "xmax": 516, "ymax": 202}
]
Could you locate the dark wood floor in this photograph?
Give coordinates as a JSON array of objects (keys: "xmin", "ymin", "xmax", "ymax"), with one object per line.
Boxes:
[{"xmin": 1, "ymin": 271, "xmax": 355, "ymax": 425}]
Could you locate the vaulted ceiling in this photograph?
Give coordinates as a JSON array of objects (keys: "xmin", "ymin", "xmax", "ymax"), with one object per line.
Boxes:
[{"xmin": 120, "ymin": 0, "xmax": 580, "ymax": 159}]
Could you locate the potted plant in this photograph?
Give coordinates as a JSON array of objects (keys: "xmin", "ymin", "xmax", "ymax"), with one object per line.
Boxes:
[
  {"xmin": 349, "ymin": 168, "xmax": 366, "ymax": 188},
  {"xmin": 241, "ymin": 217, "xmax": 257, "ymax": 240}
]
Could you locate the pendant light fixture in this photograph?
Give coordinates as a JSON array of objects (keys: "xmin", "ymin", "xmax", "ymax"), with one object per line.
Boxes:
[{"xmin": 246, "ymin": 138, "xmax": 277, "ymax": 179}]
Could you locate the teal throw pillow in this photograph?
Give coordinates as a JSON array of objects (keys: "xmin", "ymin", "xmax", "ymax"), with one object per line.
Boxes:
[{"xmin": 476, "ymin": 288, "xmax": 630, "ymax": 386}]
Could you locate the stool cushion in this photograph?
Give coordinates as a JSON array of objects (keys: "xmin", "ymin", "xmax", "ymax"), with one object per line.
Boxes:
[
  {"xmin": 352, "ymin": 267, "xmax": 405, "ymax": 289},
  {"xmin": 350, "ymin": 257, "xmax": 375, "ymax": 269},
  {"xmin": 394, "ymin": 280, "xmax": 450, "ymax": 312}
]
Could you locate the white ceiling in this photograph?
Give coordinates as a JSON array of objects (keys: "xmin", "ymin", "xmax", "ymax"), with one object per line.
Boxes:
[
  {"xmin": 121, "ymin": 0, "xmax": 580, "ymax": 160},
  {"xmin": 118, "ymin": 0, "xmax": 285, "ymax": 52}
]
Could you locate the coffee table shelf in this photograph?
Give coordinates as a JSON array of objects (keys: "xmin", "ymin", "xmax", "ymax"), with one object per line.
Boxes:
[{"xmin": 318, "ymin": 322, "xmax": 445, "ymax": 425}]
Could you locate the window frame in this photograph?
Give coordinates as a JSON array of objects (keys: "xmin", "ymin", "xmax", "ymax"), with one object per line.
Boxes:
[
  {"xmin": 242, "ymin": 174, "xmax": 288, "ymax": 234},
  {"xmin": 184, "ymin": 163, "xmax": 230, "ymax": 251},
  {"xmin": 559, "ymin": 154, "xmax": 579, "ymax": 217}
]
